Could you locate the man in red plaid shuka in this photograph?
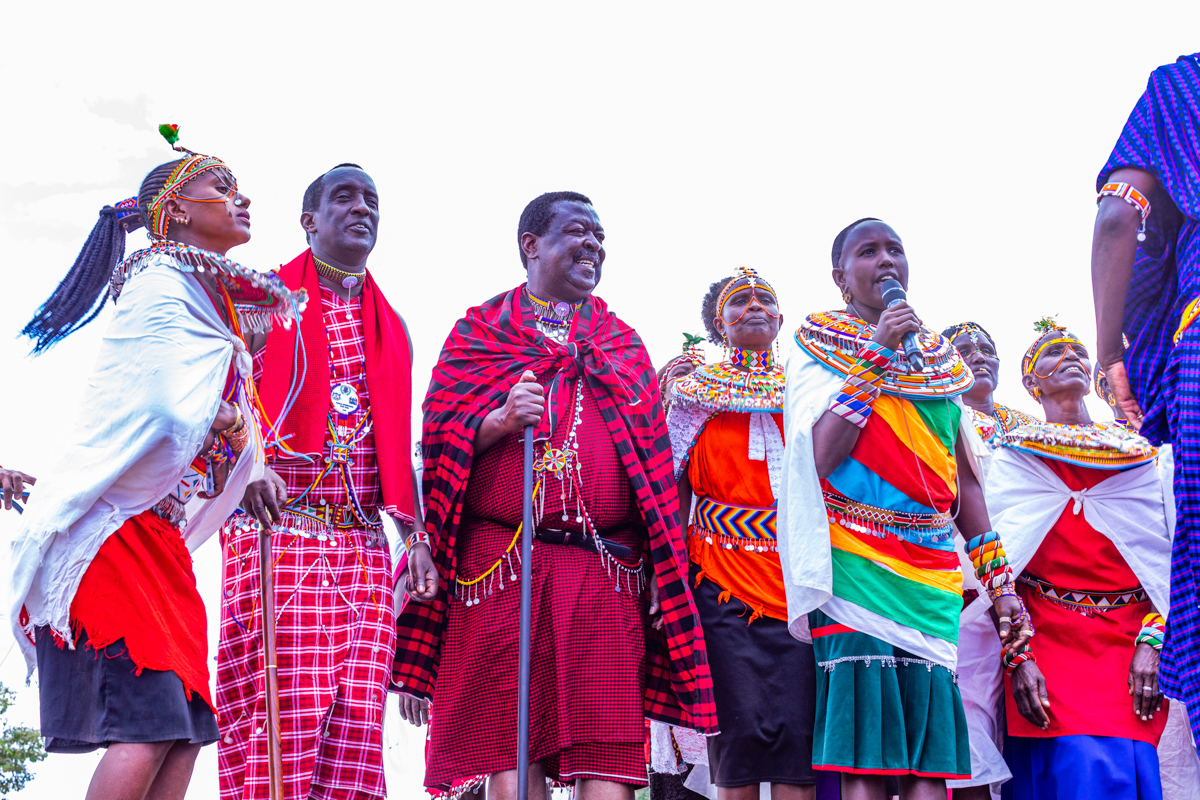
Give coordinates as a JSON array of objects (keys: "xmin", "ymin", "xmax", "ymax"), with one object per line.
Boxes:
[
  {"xmin": 393, "ymin": 191, "xmax": 718, "ymax": 800},
  {"xmin": 219, "ymin": 164, "xmax": 438, "ymax": 800}
]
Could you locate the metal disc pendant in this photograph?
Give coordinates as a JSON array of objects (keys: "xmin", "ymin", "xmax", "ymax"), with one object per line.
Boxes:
[
  {"xmin": 342, "ymin": 275, "xmax": 360, "ymax": 289},
  {"xmin": 554, "ymin": 301, "xmax": 570, "ymax": 316},
  {"xmin": 331, "ymin": 382, "xmax": 360, "ymax": 415}
]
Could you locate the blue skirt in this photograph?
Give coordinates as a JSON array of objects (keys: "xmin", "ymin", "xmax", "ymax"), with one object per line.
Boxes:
[{"xmin": 1007, "ymin": 735, "xmax": 1162, "ymax": 800}]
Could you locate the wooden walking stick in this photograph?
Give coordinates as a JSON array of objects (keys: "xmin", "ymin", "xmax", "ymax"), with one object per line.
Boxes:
[
  {"xmin": 258, "ymin": 522, "xmax": 285, "ymax": 800},
  {"xmin": 517, "ymin": 426, "xmax": 534, "ymax": 800}
]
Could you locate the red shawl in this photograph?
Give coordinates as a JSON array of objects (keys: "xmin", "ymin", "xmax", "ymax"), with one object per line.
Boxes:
[
  {"xmin": 392, "ymin": 285, "xmax": 717, "ymax": 732},
  {"xmin": 257, "ymin": 249, "xmax": 414, "ymax": 522}
]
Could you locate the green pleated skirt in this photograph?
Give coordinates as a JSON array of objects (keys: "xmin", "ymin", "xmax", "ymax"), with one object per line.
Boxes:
[{"xmin": 809, "ymin": 609, "xmax": 971, "ymax": 780}]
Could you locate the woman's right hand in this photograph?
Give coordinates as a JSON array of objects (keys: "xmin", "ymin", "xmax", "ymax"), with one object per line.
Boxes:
[
  {"xmin": 870, "ymin": 300, "xmax": 920, "ymax": 352},
  {"xmin": 1, "ymin": 469, "xmax": 35, "ymax": 511},
  {"xmin": 1012, "ymin": 659, "xmax": 1051, "ymax": 730}
]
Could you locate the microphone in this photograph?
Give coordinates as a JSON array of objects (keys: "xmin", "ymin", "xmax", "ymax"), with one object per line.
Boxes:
[{"xmin": 880, "ymin": 279, "xmax": 924, "ymax": 370}]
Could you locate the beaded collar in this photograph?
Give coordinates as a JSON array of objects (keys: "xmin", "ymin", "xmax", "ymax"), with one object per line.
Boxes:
[
  {"xmin": 672, "ymin": 359, "xmax": 785, "ymax": 413},
  {"xmin": 1001, "ymin": 420, "xmax": 1158, "ymax": 470},
  {"xmin": 969, "ymin": 404, "xmax": 1039, "ymax": 446},
  {"xmin": 795, "ymin": 310, "xmax": 973, "ymax": 399},
  {"xmin": 111, "ymin": 242, "xmax": 307, "ymax": 333},
  {"xmin": 729, "ymin": 347, "xmax": 774, "ymax": 370}
]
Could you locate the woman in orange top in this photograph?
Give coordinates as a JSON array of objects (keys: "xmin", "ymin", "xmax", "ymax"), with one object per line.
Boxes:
[{"xmin": 669, "ymin": 267, "xmax": 816, "ymax": 800}]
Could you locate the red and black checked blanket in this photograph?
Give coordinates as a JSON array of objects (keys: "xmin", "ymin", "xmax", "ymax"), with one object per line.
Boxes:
[{"xmin": 393, "ymin": 284, "xmax": 717, "ymax": 732}]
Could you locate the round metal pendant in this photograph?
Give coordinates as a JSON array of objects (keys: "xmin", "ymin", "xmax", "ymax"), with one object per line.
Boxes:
[{"xmin": 331, "ymin": 382, "xmax": 360, "ymax": 415}]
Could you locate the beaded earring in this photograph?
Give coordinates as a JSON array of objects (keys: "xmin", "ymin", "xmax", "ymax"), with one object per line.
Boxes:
[{"xmin": 842, "ymin": 288, "xmax": 853, "ymax": 304}]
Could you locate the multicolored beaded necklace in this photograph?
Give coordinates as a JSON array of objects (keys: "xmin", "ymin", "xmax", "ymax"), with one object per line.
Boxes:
[
  {"xmin": 526, "ymin": 287, "xmax": 583, "ymax": 343},
  {"xmin": 795, "ymin": 310, "xmax": 973, "ymax": 398},
  {"xmin": 672, "ymin": 348, "xmax": 785, "ymax": 412},
  {"xmin": 1001, "ymin": 420, "xmax": 1158, "ymax": 469},
  {"xmin": 970, "ymin": 404, "xmax": 1039, "ymax": 445}
]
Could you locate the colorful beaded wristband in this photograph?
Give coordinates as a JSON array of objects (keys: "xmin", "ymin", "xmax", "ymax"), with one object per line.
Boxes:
[
  {"xmin": 1002, "ymin": 644, "xmax": 1035, "ymax": 676},
  {"xmin": 225, "ymin": 412, "xmax": 252, "ymax": 454},
  {"xmin": 1136, "ymin": 612, "xmax": 1166, "ymax": 650},
  {"xmin": 1098, "ymin": 182, "xmax": 1151, "ymax": 242},
  {"xmin": 405, "ymin": 530, "xmax": 432, "ymax": 552},
  {"xmin": 829, "ymin": 342, "xmax": 894, "ymax": 428},
  {"xmin": 966, "ymin": 530, "xmax": 1014, "ymax": 591}
]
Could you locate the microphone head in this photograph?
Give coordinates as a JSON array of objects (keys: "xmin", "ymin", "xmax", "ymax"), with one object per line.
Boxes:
[{"xmin": 880, "ymin": 278, "xmax": 906, "ymax": 307}]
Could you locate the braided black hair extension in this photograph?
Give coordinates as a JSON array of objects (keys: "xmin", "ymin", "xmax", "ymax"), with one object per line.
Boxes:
[
  {"xmin": 701, "ymin": 275, "xmax": 735, "ymax": 346},
  {"xmin": 21, "ymin": 159, "xmax": 184, "ymax": 353},
  {"xmin": 831, "ymin": 217, "xmax": 882, "ymax": 268}
]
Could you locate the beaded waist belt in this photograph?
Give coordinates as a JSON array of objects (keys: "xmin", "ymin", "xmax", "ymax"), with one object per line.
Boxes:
[
  {"xmin": 823, "ymin": 489, "xmax": 954, "ymax": 544},
  {"xmin": 1018, "ymin": 573, "xmax": 1147, "ymax": 615},
  {"xmin": 232, "ymin": 503, "xmax": 387, "ymax": 548},
  {"xmin": 691, "ymin": 496, "xmax": 777, "ymax": 553}
]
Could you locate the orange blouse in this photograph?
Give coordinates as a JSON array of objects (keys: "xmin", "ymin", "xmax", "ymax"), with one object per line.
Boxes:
[{"xmin": 686, "ymin": 410, "xmax": 787, "ymax": 622}]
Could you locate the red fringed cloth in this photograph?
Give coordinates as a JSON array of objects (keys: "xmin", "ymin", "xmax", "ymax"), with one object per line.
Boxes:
[
  {"xmin": 70, "ymin": 509, "xmax": 213, "ymax": 708},
  {"xmin": 392, "ymin": 284, "xmax": 718, "ymax": 732},
  {"xmin": 257, "ymin": 250, "xmax": 415, "ymax": 522}
]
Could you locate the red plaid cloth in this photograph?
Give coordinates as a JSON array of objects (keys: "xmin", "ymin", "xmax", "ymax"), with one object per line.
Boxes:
[
  {"xmin": 218, "ymin": 287, "xmax": 394, "ymax": 799},
  {"xmin": 394, "ymin": 285, "xmax": 717, "ymax": 735},
  {"xmin": 254, "ymin": 285, "xmax": 382, "ymax": 508},
  {"xmin": 425, "ymin": 384, "xmax": 649, "ymax": 793}
]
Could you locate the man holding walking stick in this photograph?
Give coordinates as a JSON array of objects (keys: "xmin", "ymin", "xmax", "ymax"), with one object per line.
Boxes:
[
  {"xmin": 394, "ymin": 191, "xmax": 718, "ymax": 800},
  {"xmin": 219, "ymin": 163, "xmax": 435, "ymax": 800}
]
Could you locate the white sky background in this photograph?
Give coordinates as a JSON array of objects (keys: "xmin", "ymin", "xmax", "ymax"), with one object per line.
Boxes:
[{"xmin": 1, "ymin": 2, "xmax": 1198, "ymax": 797}]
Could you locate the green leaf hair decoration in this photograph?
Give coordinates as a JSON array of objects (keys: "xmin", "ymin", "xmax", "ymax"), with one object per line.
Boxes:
[
  {"xmin": 158, "ymin": 123, "xmax": 181, "ymax": 146},
  {"xmin": 683, "ymin": 332, "xmax": 705, "ymax": 350},
  {"xmin": 1032, "ymin": 315, "xmax": 1063, "ymax": 334}
]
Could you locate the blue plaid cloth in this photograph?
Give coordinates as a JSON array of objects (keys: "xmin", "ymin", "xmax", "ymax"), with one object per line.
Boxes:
[{"xmin": 1099, "ymin": 52, "xmax": 1200, "ymax": 747}]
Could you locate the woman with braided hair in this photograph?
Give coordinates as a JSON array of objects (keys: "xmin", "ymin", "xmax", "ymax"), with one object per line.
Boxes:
[
  {"xmin": 982, "ymin": 319, "xmax": 1174, "ymax": 799},
  {"xmin": 778, "ymin": 218, "xmax": 1030, "ymax": 800},
  {"xmin": 668, "ymin": 268, "xmax": 818, "ymax": 799},
  {"xmin": 9, "ymin": 126, "xmax": 304, "ymax": 800}
]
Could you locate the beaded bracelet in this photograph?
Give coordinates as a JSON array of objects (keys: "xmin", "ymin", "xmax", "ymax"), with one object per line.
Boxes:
[
  {"xmin": 829, "ymin": 342, "xmax": 894, "ymax": 428},
  {"xmin": 966, "ymin": 530, "xmax": 1015, "ymax": 592},
  {"xmin": 225, "ymin": 413, "xmax": 252, "ymax": 454},
  {"xmin": 1098, "ymin": 182, "xmax": 1151, "ymax": 242},
  {"xmin": 1002, "ymin": 644, "xmax": 1035, "ymax": 676},
  {"xmin": 405, "ymin": 530, "xmax": 432, "ymax": 552},
  {"xmin": 1136, "ymin": 612, "xmax": 1166, "ymax": 650}
]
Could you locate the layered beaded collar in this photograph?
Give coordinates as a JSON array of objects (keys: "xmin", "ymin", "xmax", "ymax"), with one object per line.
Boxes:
[
  {"xmin": 526, "ymin": 286, "xmax": 583, "ymax": 343},
  {"xmin": 795, "ymin": 310, "xmax": 973, "ymax": 399},
  {"xmin": 729, "ymin": 347, "xmax": 774, "ymax": 371},
  {"xmin": 969, "ymin": 404, "xmax": 1039, "ymax": 446},
  {"xmin": 671, "ymin": 358, "xmax": 785, "ymax": 413},
  {"xmin": 110, "ymin": 241, "xmax": 306, "ymax": 334},
  {"xmin": 1001, "ymin": 420, "xmax": 1158, "ymax": 470}
]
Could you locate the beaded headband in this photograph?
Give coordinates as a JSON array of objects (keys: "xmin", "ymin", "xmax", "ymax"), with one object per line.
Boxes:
[
  {"xmin": 715, "ymin": 266, "xmax": 779, "ymax": 317},
  {"xmin": 1022, "ymin": 317, "xmax": 1086, "ymax": 376},
  {"xmin": 147, "ymin": 124, "xmax": 233, "ymax": 240},
  {"xmin": 945, "ymin": 321, "xmax": 995, "ymax": 349}
]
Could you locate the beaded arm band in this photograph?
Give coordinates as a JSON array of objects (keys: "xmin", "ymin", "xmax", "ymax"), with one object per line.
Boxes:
[
  {"xmin": 829, "ymin": 342, "xmax": 894, "ymax": 428},
  {"xmin": 966, "ymin": 530, "xmax": 1015, "ymax": 594},
  {"xmin": 1136, "ymin": 612, "xmax": 1166, "ymax": 651},
  {"xmin": 1002, "ymin": 644, "xmax": 1035, "ymax": 676},
  {"xmin": 405, "ymin": 530, "xmax": 432, "ymax": 552},
  {"xmin": 1098, "ymin": 182, "xmax": 1151, "ymax": 242}
]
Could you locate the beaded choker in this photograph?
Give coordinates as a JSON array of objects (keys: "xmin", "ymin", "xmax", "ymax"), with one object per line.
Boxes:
[
  {"xmin": 314, "ymin": 256, "xmax": 366, "ymax": 289},
  {"xmin": 672, "ymin": 360, "xmax": 785, "ymax": 413},
  {"xmin": 795, "ymin": 310, "xmax": 973, "ymax": 399},
  {"xmin": 729, "ymin": 347, "xmax": 774, "ymax": 371},
  {"xmin": 1001, "ymin": 420, "xmax": 1158, "ymax": 469},
  {"xmin": 527, "ymin": 287, "xmax": 582, "ymax": 328}
]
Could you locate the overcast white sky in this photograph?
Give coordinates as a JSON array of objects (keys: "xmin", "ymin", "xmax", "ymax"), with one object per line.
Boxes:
[{"xmin": 2, "ymin": 3, "xmax": 1199, "ymax": 797}]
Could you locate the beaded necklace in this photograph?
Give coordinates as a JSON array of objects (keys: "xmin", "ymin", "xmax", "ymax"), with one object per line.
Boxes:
[
  {"xmin": 672, "ymin": 351, "xmax": 785, "ymax": 413},
  {"xmin": 1001, "ymin": 420, "xmax": 1158, "ymax": 469},
  {"xmin": 110, "ymin": 242, "xmax": 306, "ymax": 334},
  {"xmin": 795, "ymin": 310, "xmax": 973, "ymax": 398},
  {"xmin": 970, "ymin": 404, "xmax": 1038, "ymax": 445},
  {"xmin": 526, "ymin": 287, "xmax": 583, "ymax": 343},
  {"xmin": 313, "ymin": 255, "xmax": 366, "ymax": 289}
]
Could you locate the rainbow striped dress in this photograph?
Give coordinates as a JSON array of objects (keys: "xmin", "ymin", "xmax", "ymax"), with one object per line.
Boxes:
[{"xmin": 785, "ymin": 310, "xmax": 978, "ymax": 779}]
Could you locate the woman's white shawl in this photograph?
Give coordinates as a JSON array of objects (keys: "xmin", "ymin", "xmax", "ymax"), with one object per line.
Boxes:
[
  {"xmin": 777, "ymin": 337, "xmax": 986, "ymax": 668},
  {"xmin": 9, "ymin": 256, "xmax": 265, "ymax": 677},
  {"xmin": 971, "ymin": 445, "xmax": 1173, "ymax": 625}
]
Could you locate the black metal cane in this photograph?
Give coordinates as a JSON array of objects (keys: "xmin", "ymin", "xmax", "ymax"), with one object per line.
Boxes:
[{"xmin": 517, "ymin": 425, "xmax": 534, "ymax": 800}]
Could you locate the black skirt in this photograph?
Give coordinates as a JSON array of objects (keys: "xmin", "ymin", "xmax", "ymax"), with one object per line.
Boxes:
[
  {"xmin": 692, "ymin": 569, "xmax": 816, "ymax": 787},
  {"xmin": 36, "ymin": 628, "xmax": 218, "ymax": 753}
]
